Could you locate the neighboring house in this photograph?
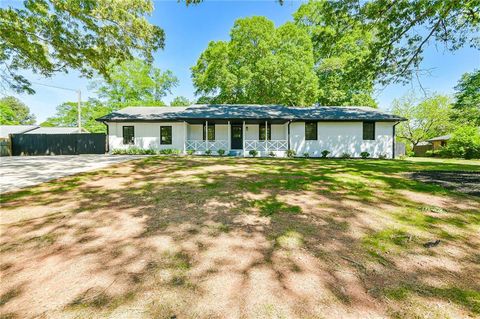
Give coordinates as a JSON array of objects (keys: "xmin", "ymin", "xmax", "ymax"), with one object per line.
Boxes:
[
  {"xmin": 0, "ymin": 125, "xmax": 39, "ymax": 138},
  {"xmin": 96, "ymin": 104, "xmax": 406, "ymax": 158},
  {"xmin": 24, "ymin": 127, "xmax": 88, "ymax": 134},
  {"xmin": 413, "ymin": 134, "xmax": 451, "ymax": 156}
]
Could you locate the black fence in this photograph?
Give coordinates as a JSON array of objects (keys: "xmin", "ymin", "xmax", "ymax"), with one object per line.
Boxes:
[{"xmin": 11, "ymin": 133, "xmax": 106, "ymax": 156}]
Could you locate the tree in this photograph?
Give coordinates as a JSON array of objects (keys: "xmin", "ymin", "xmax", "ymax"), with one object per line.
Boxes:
[
  {"xmin": 293, "ymin": 0, "xmax": 479, "ymax": 94},
  {"xmin": 1, "ymin": 0, "xmax": 164, "ymax": 94},
  {"xmin": 0, "ymin": 96, "xmax": 36, "ymax": 125},
  {"xmin": 294, "ymin": 1, "xmax": 377, "ymax": 106},
  {"xmin": 41, "ymin": 99, "xmax": 112, "ymax": 133},
  {"xmin": 170, "ymin": 96, "xmax": 192, "ymax": 106},
  {"xmin": 191, "ymin": 17, "xmax": 319, "ymax": 106},
  {"xmin": 93, "ymin": 59, "xmax": 178, "ymax": 105},
  {"xmin": 451, "ymin": 69, "xmax": 480, "ymax": 126},
  {"xmin": 392, "ymin": 93, "xmax": 453, "ymax": 148},
  {"xmin": 440, "ymin": 126, "xmax": 480, "ymax": 159}
]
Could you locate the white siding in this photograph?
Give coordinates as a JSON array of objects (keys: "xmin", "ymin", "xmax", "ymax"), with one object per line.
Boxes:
[
  {"xmin": 107, "ymin": 122, "xmax": 185, "ymax": 151},
  {"xmin": 245, "ymin": 124, "xmax": 259, "ymax": 140},
  {"xmin": 290, "ymin": 121, "xmax": 394, "ymax": 158},
  {"xmin": 215, "ymin": 125, "xmax": 228, "ymax": 140}
]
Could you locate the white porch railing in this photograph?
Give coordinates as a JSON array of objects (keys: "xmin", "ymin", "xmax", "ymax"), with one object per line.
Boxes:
[
  {"xmin": 245, "ymin": 140, "xmax": 288, "ymax": 151},
  {"xmin": 186, "ymin": 140, "xmax": 228, "ymax": 151}
]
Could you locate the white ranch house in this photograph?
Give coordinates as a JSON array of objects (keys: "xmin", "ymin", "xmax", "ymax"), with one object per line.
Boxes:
[{"xmin": 97, "ymin": 104, "xmax": 406, "ymax": 158}]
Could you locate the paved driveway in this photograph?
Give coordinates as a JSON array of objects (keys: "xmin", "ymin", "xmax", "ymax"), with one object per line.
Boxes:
[{"xmin": 0, "ymin": 155, "xmax": 143, "ymax": 194}]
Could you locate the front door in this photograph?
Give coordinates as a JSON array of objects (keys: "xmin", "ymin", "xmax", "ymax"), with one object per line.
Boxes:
[{"xmin": 231, "ymin": 124, "xmax": 243, "ymax": 149}]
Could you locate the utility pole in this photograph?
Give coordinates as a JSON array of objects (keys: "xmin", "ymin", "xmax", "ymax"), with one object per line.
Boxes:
[{"xmin": 77, "ymin": 90, "xmax": 82, "ymax": 131}]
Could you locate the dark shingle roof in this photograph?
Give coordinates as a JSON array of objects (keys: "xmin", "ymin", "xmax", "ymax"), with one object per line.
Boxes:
[{"xmin": 96, "ymin": 105, "xmax": 406, "ymax": 122}]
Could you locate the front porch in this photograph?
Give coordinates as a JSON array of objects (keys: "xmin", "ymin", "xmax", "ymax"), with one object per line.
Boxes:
[{"xmin": 183, "ymin": 120, "xmax": 289, "ymax": 156}]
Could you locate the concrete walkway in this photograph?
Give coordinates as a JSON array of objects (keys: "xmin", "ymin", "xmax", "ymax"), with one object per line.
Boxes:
[{"xmin": 0, "ymin": 155, "xmax": 143, "ymax": 194}]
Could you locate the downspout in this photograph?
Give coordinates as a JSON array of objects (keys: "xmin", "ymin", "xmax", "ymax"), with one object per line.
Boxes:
[
  {"xmin": 103, "ymin": 121, "xmax": 109, "ymax": 153},
  {"xmin": 392, "ymin": 121, "xmax": 399, "ymax": 159},
  {"xmin": 287, "ymin": 120, "xmax": 291, "ymax": 152}
]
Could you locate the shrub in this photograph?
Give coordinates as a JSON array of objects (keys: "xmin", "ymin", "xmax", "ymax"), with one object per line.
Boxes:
[
  {"xmin": 425, "ymin": 150, "xmax": 435, "ymax": 157},
  {"xmin": 439, "ymin": 126, "xmax": 480, "ymax": 159},
  {"xmin": 321, "ymin": 150, "xmax": 330, "ymax": 158},
  {"xmin": 186, "ymin": 149, "xmax": 195, "ymax": 155},
  {"xmin": 217, "ymin": 149, "xmax": 225, "ymax": 156},
  {"xmin": 204, "ymin": 149, "xmax": 212, "ymax": 155},
  {"xmin": 303, "ymin": 152, "xmax": 310, "ymax": 158},
  {"xmin": 112, "ymin": 148, "xmax": 157, "ymax": 155},
  {"xmin": 360, "ymin": 151, "xmax": 370, "ymax": 159},
  {"xmin": 268, "ymin": 151, "xmax": 276, "ymax": 157},
  {"xmin": 340, "ymin": 152, "xmax": 351, "ymax": 159},
  {"xmin": 159, "ymin": 148, "xmax": 180, "ymax": 155},
  {"xmin": 249, "ymin": 149, "xmax": 258, "ymax": 157},
  {"xmin": 286, "ymin": 149, "xmax": 296, "ymax": 157},
  {"xmin": 378, "ymin": 154, "xmax": 387, "ymax": 159}
]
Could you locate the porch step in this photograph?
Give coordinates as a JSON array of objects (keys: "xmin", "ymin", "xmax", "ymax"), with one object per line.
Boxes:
[{"xmin": 228, "ymin": 150, "xmax": 243, "ymax": 157}]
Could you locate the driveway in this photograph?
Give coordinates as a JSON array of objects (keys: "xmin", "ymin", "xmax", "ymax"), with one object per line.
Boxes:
[{"xmin": 0, "ymin": 155, "xmax": 143, "ymax": 194}]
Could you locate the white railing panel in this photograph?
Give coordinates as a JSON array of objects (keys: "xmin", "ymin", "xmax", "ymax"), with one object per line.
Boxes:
[
  {"xmin": 186, "ymin": 140, "xmax": 228, "ymax": 151},
  {"xmin": 245, "ymin": 140, "xmax": 288, "ymax": 151}
]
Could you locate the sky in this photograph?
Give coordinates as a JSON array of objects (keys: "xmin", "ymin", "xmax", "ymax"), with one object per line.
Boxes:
[{"xmin": 3, "ymin": 0, "xmax": 480, "ymax": 123}]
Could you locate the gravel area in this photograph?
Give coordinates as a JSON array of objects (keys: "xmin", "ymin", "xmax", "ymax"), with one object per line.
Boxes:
[{"xmin": 409, "ymin": 170, "xmax": 480, "ymax": 197}]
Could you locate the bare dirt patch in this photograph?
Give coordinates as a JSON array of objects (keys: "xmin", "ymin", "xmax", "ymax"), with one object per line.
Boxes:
[{"xmin": 1, "ymin": 157, "xmax": 479, "ymax": 319}]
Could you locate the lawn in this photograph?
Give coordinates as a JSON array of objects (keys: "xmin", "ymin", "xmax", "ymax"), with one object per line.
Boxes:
[{"xmin": 1, "ymin": 157, "xmax": 479, "ymax": 319}]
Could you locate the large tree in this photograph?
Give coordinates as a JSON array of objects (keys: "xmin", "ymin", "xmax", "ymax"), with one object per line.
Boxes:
[
  {"xmin": 93, "ymin": 59, "xmax": 178, "ymax": 105},
  {"xmin": 294, "ymin": 1, "xmax": 377, "ymax": 106},
  {"xmin": 0, "ymin": 0, "xmax": 164, "ymax": 94},
  {"xmin": 191, "ymin": 17, "xmax": 319, "ymax": 106},
  {"xmin": 451, "ymin": 69, "xmax": 480, "ymax": 126},
  {"xmin": 293, "ymin": 0, "xmax": 479, "ymax": 105},
  {"xmin": 0, "ymin": 96, "xmax": 36, "ymax": 125},
  {"xmin": 392, "ymin": 93, "xmax": 453, "ymax": 148},
  {"xmin": 170, "ymin": 96, "xmax": 192, "ymax": 106},
  {"xmin": 41, "ymin": 99, "xmax": 112, "ymax": 133}
]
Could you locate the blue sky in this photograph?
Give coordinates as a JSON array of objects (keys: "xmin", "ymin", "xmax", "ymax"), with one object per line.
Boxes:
[{"xmin": 4, "ymin": 0, "xmax": 480, "ymax": 123}]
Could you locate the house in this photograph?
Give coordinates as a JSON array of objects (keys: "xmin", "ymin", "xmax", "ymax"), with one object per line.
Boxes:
[
  {"xmin": 0, "ymin": 125, "xmax": 39, "ymax": 138},
  {"xmin": 412, "ymin": 134, "xmax": 451, "ymax": 156},
  {"xmin": 96, "ymin": 104, "xmax": 406, "ymax": 158},
  {"xmin": 24, "ymin": 127, "xmax": 87, "ymax": 134}
]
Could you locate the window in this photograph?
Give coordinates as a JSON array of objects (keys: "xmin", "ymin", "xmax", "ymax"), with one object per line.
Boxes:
[
  {"xmin": 305, "ymin": 122, "xmax": 317, "ymax": 140},
  {"xmin": 259, "ymin": 123, "xmax": 271, "ymax": 140},
  {"xmin": 203, "ymin": 124, "xmax": 215, "ymax": 140},
  {"xmin": 363, "ymin": 122, "xmax": 375, "ymax": 140},
  {"xmin": 160, "ymin": 126, "xmax": 172, "ymax": 145},
  {"xmin": 122, "ymin": 126, "xmax": 134, "ymax": 145}
]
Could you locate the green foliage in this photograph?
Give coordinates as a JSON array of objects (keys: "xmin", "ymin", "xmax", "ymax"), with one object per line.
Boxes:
[
  {"xmin": 159, "ymin": 148, "xmax": 180, "ymax": 155},
  {"xmin": 0, "ymin": 96, "xmax": 36, "ymax": 125},
  {"xmin": 41, "ymin": 100, "xmax": 112, "ymax": 133},
  {"xmin": 451, "ymin": 69, "xmax": 480, "ymax": 126},
  {"xmin": 112, "ymin": 148, "xmax": 155, "ymax": 155},
  {"xmin": 186, "ymin": 149, "xmax": 195, "ymax": 156},
  {"xmin": 192, "ymin": 17, "xmax": 318, "ymax": 106},
  {"xmin": 392, "ymin": 93, "xmax": 453, "ymax": 148},
  {"xmin": 303, "ymin": 152, "xmax": 310, "ymax": 158},
  {"xmin": 217, "ymin": 149, "xmax": 225, "ymax": 156},
  {"xmin": 269, "ymin": 151, "xmax": 276, "ymax": 157},
  {"xmin": 294, "ymin": 1, "xmax": 377, "ymax": 106},
  {"xmin": 286, "ymin": 149, "xmax": 296, "ymax": 157},
  {"xmin": 93, "ymin": 59, "xmax": 178, "ymax": 104},
  {"xmin": 170, "ymin": 96, "xmax": 192, "ymax": 106},
  {"xmin": 249, "ymin": 149, "xmax": 258, "ymax": 157},
  {"xmin": 378, "ymin": 154, "xmax": 387, "ymax": 160},
  {"xmin": 294, "ymin": 0, "xmax": 480, "ymax": 88},
  {"xmin": 340, "ymin": 152, "xmax": 351, "ymax": 159},
  {"xmin": 1, "ymin": 0, "xmax": 164, "ymax": 94},
  {"xmin": 204, "ymin": 149, "xmax": 212, "ymax": 156},
  {"xmin": 321, "ymin": 150, "xmax": 330, "ymax": 158},
  {"xmin": 360, "ymin": 151, "xmax": 370, "ymax": 159},
  {"xmin": 440, "ymin": 126, "xmax": 480, "ymax": 159}
]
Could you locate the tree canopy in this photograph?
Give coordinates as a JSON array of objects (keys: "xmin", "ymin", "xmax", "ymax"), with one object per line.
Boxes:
[
  {"xmin": 170, "ymin": 96, "xmax": 192, "ymax": 106},
  {"xmin": 93, "ymin": 59, "xmax": 178, "ymax": 105},
  {"xmin": 392, "ymin": 93, "xmax": 453, "ymax": 147},
  {"xmin": 191, "ymin": 16, "xmax": 319, "ymax": 106},
  {"xmin": 41, "ymin": 100, "xmax": 112, "ymax": 133},
  {"xmin": 1, "ymin": 0, "xmax": 164, "ymax": 94},
  {"xmin": 0, "ymin": 96, "xmax": 36, "ymax": 125},
  {"xmin": 451, "ymin": 69, "xmax": 480, "ymax": 126}
]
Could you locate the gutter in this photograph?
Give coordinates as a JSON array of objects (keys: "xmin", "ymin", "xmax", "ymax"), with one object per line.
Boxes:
[{"xmin": 102, "ymin": 121, "xmax": 109, "ymax": 153}]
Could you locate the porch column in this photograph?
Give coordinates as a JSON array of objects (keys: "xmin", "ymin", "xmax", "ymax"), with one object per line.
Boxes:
[
  {"xmin": 227, "ymin": 121, "xmax": 231, "ymax": 151},
  {"xmin": 242, "ymin": 121, "xmax": 246, "ymax": 155},
  {"xmin": 205, "ymin": 120, "xmax": 209, "ymax": 151},
  {"xmin": 183, "ymin": 121, "xmax": 187, "ymax": 154},
  {"xmin": 265, "ymin": 120, "xmax": 268, "ymax": 155}
]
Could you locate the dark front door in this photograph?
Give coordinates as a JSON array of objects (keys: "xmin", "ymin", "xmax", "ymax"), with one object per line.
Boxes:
[{"xmin": 231, "ymin": 124, "xmax": 243, "ymax": 149}]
